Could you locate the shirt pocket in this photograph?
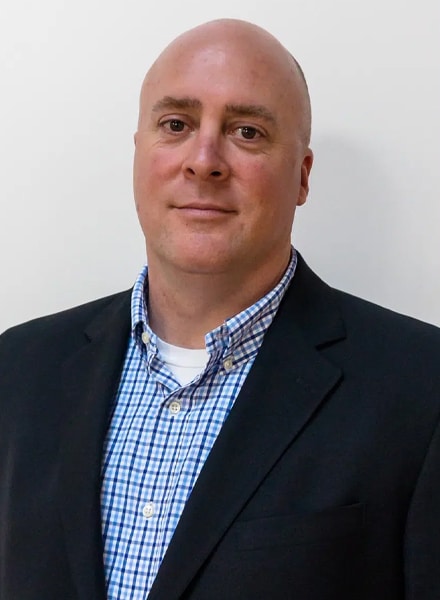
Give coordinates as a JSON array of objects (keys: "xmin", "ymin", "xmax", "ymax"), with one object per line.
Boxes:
[{"xmin": 233, "ymin": 502, "xmax": 365, "ymax": 551}]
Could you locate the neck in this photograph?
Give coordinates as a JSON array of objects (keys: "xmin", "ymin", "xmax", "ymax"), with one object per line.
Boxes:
[{"xmin": 147, "ymin": 253, "xmax": 291, "ymax": 349}]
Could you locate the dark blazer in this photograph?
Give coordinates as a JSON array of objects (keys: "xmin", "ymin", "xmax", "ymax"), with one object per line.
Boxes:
[{"xmin": 1, "ymin": 255, "xmax": 440, "ymax": 600}]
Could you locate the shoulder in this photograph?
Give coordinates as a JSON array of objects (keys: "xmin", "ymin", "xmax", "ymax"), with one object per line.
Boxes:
[
  {"xmin": 334, "ymin": 287, "xmax": 440, "ymax": 348},
  {"xmin": 293, "ymin": 253, "xmax": 440, "ymax": 348},
  {"xmin": 324, "ymin": 289, "xmax": 440, "ymax": 409},
  {"xmin": 0, "ymin": 290, "xmax": 131, "ymax": 357},
  {"xmin": 287, "ymin": 255, "xmax": 440, "ymax": 391}
]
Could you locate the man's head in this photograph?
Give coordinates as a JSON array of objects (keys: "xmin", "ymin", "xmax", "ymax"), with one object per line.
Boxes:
[{"xmin": 134, "ymin": 19, "xmax": 313, "ymax": 286}]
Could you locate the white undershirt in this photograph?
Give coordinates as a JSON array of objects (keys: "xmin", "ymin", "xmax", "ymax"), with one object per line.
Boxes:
[{"xmin": 156, "ymin": 336, "xmax": 209, "ymax": 386}]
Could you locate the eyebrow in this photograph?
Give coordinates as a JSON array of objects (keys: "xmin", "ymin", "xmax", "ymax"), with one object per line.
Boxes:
[
  {"xmin": 151, "ymin": 96, "xmax": 202, "ymax": 113},
  {"xmin": 224, "ymin": 103, "xmax": 276, "ymax": 124},
  {"xmin": 151, "ymin": 96, "xmax": 276, "ymax": 124}
]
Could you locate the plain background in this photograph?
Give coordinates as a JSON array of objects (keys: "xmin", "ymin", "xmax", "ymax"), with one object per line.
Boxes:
[{"xmin": 1, "ymin": 0, "xmax": 439, "ymax": 333}]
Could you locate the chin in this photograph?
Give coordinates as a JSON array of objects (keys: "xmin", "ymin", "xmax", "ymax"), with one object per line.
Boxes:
[
  {"xmin": 175, "ymin": 258, "xmax": 231, "ymax": 276},
  {"xmin": 165, "ymin": 237, "xmax": 236, "ymax": 269},
  {"xmin": 168, "ymin": 248, "xmax": 235, "ymax": 275}
]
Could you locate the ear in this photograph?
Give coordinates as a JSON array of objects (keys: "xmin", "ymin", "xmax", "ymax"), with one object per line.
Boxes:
[{"xmin": 297, "ymin": 149, "xmax": 314, "ymax": 206}]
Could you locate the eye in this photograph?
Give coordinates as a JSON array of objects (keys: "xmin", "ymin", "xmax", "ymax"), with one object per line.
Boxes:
[
  {"xmin": 235, "ymin": 126, "xmax": 262, "ymax": 140},
  {"xmin": 168, "ymin": 119, "xmax": 185, "ymax": 132},
  {"xmin": 160, "ymin": 118, "xmax": 188, "ymax": 134}
]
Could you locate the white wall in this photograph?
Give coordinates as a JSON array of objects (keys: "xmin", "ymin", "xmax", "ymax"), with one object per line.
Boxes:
[{"xmin": 1, "ymin": 0, "xmax": 439, "ymax": 332}]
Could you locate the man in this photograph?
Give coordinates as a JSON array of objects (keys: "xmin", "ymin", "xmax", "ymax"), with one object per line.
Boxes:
[{"xmin": 1, "ymin": 18, "xmax": 439, "ymax": 600}]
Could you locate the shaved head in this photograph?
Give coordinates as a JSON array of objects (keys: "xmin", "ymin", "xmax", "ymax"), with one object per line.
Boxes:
[{"xmin": 139, "ymin": 19, "xmax": 312, "ymax": 146}]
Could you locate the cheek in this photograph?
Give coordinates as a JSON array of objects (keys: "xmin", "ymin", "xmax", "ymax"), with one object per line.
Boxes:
[
  {"xmin": 134, "ymin": 151, "xmax": 173, "ymax": 219},
  {"xmin": 238, "ymin": 160, "xmax": 272, "ymax": 195},
  {"xmin": 242, "ymin": 162, "xmax": 299, "ymax": 228},
  {"xmin": 134, "ymin": 151, "xmax": 163, "ymax": 193},
  {"xmin": 239, "ymin": 160, "xmax": 286, "ymax": 208}
]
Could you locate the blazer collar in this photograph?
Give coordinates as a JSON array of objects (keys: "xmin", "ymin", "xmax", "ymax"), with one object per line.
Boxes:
[{"xmin": 148, "ymin": 254, "xmax": 346, "ymax": 600}]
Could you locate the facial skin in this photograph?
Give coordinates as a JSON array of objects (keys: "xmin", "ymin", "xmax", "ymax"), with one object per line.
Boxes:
[
  {"xmin": 134, "ymin": 19, "xmax": 313, "ymax": 282},
  {"xmin": 133, "ymin": 19, "xmax": 313, "ymax": 345}
]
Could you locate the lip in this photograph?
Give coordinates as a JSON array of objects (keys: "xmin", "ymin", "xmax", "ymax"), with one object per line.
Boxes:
[
  {"xmin": 176, "ymin": 203, "xmax": 234, "ymax": 212},
  {"xmin": 174, "ymin": 203, "xmax": 236, "ymax": 218}
]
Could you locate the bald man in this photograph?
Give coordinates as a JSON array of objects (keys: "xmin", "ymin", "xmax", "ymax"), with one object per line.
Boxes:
[{"xmin": 1, "ymin": 19, "xmax": 440, "ymax": 600}]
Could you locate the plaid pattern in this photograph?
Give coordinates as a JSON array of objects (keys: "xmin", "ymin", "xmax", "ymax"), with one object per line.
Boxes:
[{"xmin": 100, "ymin": 250, "xmax": 297, "ymax": 599}]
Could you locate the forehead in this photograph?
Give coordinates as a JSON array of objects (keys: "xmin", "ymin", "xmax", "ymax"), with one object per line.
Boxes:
[{"xmin": 142, "ymin": 38, "xmax": 298, "ymax": 119}]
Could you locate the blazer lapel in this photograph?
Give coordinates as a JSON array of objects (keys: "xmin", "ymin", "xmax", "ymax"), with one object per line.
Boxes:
[
  {"xmin": 148, "ymin": 255, "xmax": 346, "ymax": 600},
  {"xmin": 57, "ymin": 292, "xmax": 131, "ymax": 600}
]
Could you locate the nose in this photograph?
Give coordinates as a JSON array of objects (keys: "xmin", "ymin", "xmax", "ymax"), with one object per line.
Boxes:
[{"xmin": 182, "ymin": 133, "xmax": 230, "ymax": 182}]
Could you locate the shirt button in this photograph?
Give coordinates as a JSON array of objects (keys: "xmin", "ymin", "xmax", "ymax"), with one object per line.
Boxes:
[
  {"xmin": 141, "ymin": 331, "xmax": 150, "ymax": 345},
  {"xmin": 169, "ymin": 400, "xmax": 181, "ymax": 415},
  {"xmin": 223, "ymin": 356, "xmax": 234, "ymax": 372},
  {"xmin": 142, "ymin": 502, "xmax": 154, "ymax": 519}
]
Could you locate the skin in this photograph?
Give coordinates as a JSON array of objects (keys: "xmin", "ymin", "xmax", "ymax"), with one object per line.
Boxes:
[{"xmin": 133, "ymin": 19, "xmax": 313, "ymax": 347}]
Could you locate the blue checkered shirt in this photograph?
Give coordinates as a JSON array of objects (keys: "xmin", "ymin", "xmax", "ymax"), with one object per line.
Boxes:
[{"xmin": 101, "ymin": 250, "xmax": 297, "ymax": 599}]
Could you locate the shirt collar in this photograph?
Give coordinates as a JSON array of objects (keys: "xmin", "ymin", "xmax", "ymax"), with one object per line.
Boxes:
[{"xmin": 130, "ymin": 248, "xmax": 297, "ymax": 362}]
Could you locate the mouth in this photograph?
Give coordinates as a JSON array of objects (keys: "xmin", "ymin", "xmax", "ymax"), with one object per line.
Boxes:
[{"xmin": 174, "ymin": 203, "xmax": 236, "ymax": 218}]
